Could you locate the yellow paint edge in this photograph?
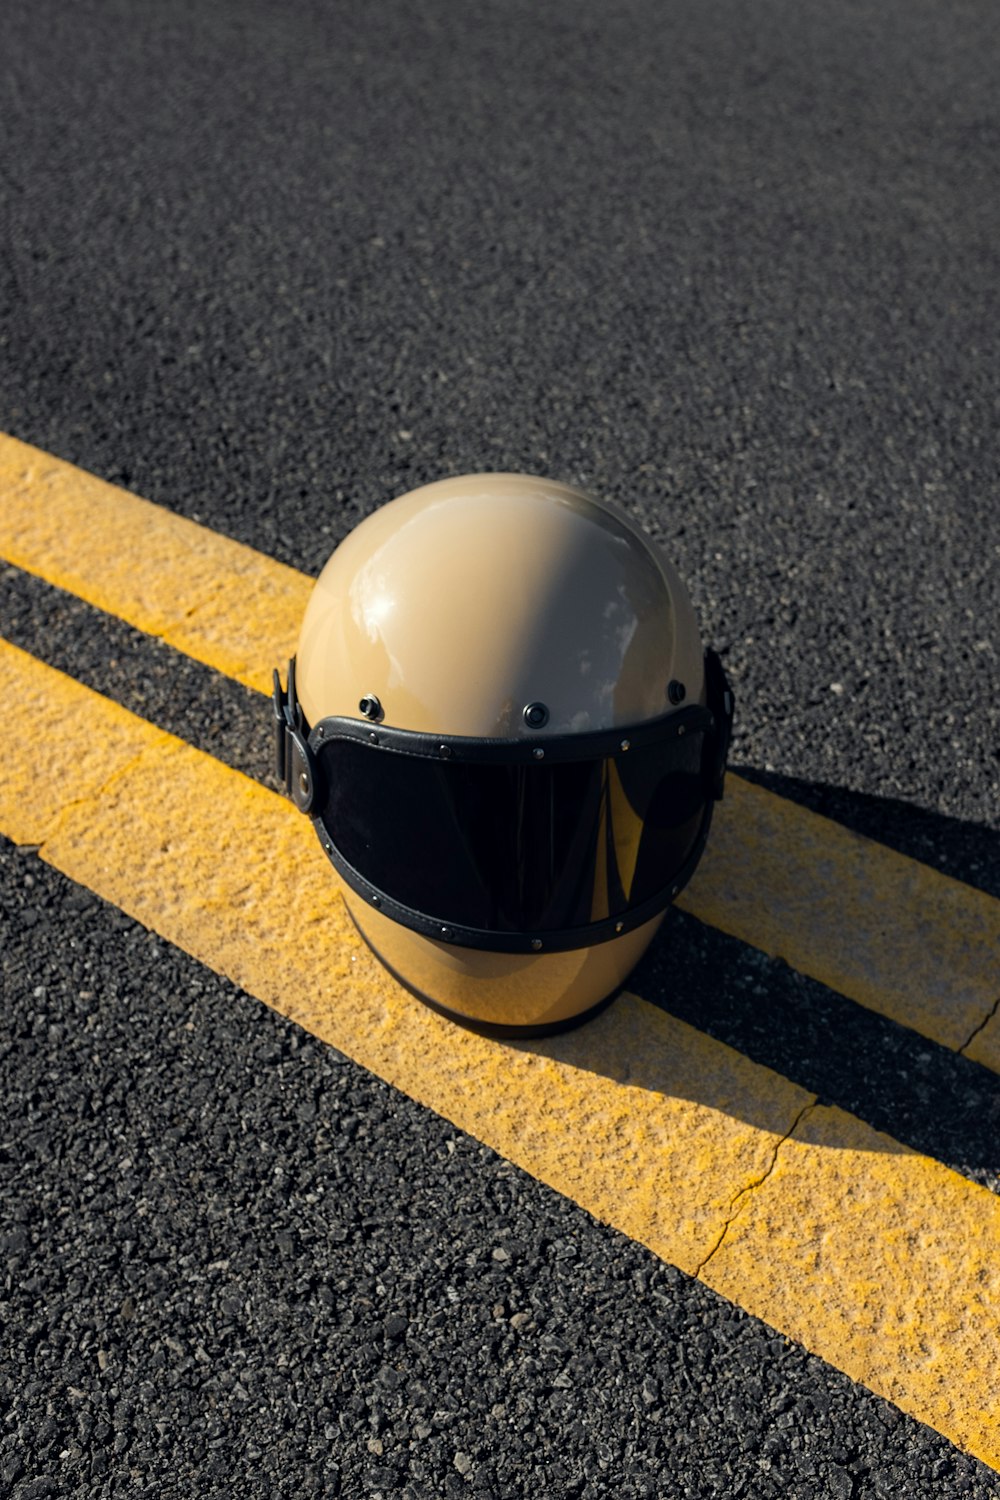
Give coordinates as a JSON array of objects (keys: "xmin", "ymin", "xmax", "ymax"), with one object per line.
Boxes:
[
  {"xmin": 701, "ymin": 1102, "xmax": 1000, "ymax": 1468},
  {"xmin": 0, "ymin": 431, "xmax": 310, "ymax": 696},
  {"xmin": 3, "ymin": 430, "xmax": 998, "ymax": 1069},
  {"xmin": 2, "ymin": 637, "xmax": 999, "ymax": 1470},
  {"xmin": 681, "ymin": 778, "xmax": 1000, "ymax": 1065}
]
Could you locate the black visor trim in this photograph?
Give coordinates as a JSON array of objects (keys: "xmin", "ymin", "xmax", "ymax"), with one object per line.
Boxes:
[
  {"xmin": 274, "ymin": 652, "xmax": 733, "ymax": 954},
  {"xmin": 314, "ymin": 797, "xmax": 716, "ymax": 954},
  {"xmin": 307, "ymin": 701, "xmax": 715, "ymax": 765}
]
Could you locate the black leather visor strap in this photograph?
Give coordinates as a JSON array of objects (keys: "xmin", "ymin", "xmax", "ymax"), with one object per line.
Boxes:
[
  {"xmin": 273, "ymin": 659, "xmax": 321, "ymax": 815},
  {"xmin": 275, "ymin": 650, "xmax": 732, "ymax": 793}
]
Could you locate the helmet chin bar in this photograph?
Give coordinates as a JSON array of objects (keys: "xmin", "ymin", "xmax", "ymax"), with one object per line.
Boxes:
[{"xmin": 273, "ymin": 652, "xmax": 734, "ymax": 956}]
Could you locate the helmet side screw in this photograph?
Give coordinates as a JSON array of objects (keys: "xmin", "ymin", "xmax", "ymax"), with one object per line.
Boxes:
[
  {"xmin": 298, "ymin": 771, "xmax": 309, "ymax": 796},
  {"xmin": 359, "ymin": 694, "xmax": 383, "ymax": 722},
  {"xmin": 668, "ymin": 680, "xmax": 686, "ymax": 705},
  {"xmin": 523, "ymin": 702, "xmax": 549, "ymax": 729}
]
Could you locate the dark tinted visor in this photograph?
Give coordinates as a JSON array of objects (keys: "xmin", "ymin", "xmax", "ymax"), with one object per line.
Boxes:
[{"xmin": 314, "ymin": 722, "xmax": 710, "ymax": 937}]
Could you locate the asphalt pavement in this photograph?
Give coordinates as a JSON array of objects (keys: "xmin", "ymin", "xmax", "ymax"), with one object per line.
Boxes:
[{"xmin": 2, "ymin": 0, "xmax": 999, "ymax": 1495}]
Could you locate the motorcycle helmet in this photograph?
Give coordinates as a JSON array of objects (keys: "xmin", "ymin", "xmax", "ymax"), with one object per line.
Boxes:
[{"xmin": 273, "ymin": 473, "xmax": 732, "ymax": 1036}]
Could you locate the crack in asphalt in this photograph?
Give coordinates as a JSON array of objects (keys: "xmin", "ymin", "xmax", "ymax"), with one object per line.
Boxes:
[
  {"xmin": 694, "ymin": 1098, "xmax": 820, "ymax": 1279},
  {"xmin": 959, "ymin": 995, "xmax": 1000, "ymax": 1058},
  {"xmin": 40, "ymin": 736, "xmax": 176, "ymax": 849}
]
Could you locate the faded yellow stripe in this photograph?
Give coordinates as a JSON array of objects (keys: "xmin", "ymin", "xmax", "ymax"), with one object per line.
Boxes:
[
  {"xmin": 701, "ymin": 1104, "xmax": 1000, "ymax": 1462},
  {"xmin": 0, "ymin": 638, "xmax": 812, "ymax": 1277},
  {"xmin": 0, "ymin": 432, "xmax": 310, "ymax": 695},
  {"xmin": 2, "ymin": 637, "xmax": 999, "ymax": 1469},
  {"xmin": 3, "ymin": 432, "xmax": 998, "ymax": 1070},
  {"xmin": 683, "ymin": 780, "xmax": 1000, "ymax": 1068}
]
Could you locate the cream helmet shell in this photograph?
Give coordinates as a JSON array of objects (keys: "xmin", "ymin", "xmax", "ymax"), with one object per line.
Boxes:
[{"xmin": 273, "ymin": 473, "xmax": 733, "ymax": 1035}]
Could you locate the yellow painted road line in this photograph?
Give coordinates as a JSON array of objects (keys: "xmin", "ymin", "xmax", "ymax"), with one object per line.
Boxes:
[
  {"xmin": 0, "ymin": 432, "xmax": 310, "ymax": 696},
  {"xmin": 2, "ymin": 637, "xmax": 1000, "ymax": 1469},
  {"xmin": 3, "ymin": 636, "xmax": 813, "ymax": 1278},
  {"xmin": 2, "ymin": 432, "xmax": 999, "ymax": 1070},
  {"xmin": 681, "ymin": 777, "xmax": 1000, "ymax": 1068},
  {"xmin": 700, "ymin": 1103, "xmax": 1000, "ymax": 1463}
]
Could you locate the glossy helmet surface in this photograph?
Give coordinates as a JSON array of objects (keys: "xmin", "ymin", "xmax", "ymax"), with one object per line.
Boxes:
[{"xmin": 274, "ymin": 473, "xmax": 732, "ymax": 1035}]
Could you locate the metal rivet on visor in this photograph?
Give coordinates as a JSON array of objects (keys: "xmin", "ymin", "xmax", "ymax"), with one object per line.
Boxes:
[
  {"xmin": 530, "ymin": 939, "xmax": 543, "ymax": 951},
  {"xmin": 620, "ymin": 739, "xmax": 630, "ymax": 752},
  {"xmin": 440, "ymin": 927, "xmax": 454, "ymax": 940},
  {"xmin": 615, "ymin": 921, "xmax": 624, "ymax": 933},
  {"xmin": 371, "ymin": 895, "xmax": 381, "ymax": 907},
  {"xmin": 532, "ymin": 748, "xmax": 545, "ymax": 760},
  {"xmin": 438, "ymin": 745, "xmax": 452, "ymax": 758}
]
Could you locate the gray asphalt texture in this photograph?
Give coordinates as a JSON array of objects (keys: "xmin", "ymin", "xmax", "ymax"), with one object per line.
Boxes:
[
  {"xmin": 4, "ymin": 846, "xmax": 999, "ymax": 1500},
  {"xmin": 5, "ymin": 562, "xmax": 1000, "ymax": 1201},
  {"xmin": 2, "ymin": 0, "xmax": 999, "ymax": 1495}
]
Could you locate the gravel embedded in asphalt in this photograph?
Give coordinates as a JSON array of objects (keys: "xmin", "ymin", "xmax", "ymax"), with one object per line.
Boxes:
[
  {"xmin": 4, "ymin": 840, "xmax": 999, "ymax": 1499},
  {"xmin": 1, "ymin": 0, "xmax": 998, "ymax": 835},
  {"xmin": 3, "ymin": 0, "xmax": 1000, "ymax": 1490},
  {"xmin": 6, "ymin": 562, "xmax": 997, "ymax": 1200}
]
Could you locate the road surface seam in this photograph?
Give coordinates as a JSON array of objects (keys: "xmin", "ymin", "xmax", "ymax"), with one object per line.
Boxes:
[
  {"xmin": 693, "ymin": 1099, "xmax": 821, "ymax": 1280},
  {"xmin": 960, "ymin": 996, "xmax": 1000, "ymax": 1058}
]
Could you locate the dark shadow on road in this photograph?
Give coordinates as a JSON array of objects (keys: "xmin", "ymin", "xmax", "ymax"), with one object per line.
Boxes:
[
  {"xmin": 515, "ymin": 773, "xmax": 1000, "ymax": 1188},
  {"xmin": 735, "ymin": 765, "xmax": 1000, "ymax": 902}
]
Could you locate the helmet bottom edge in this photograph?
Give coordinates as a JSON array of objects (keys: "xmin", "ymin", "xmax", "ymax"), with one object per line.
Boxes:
[{"xmin": 352, "ymin": 917, "xmax": 625, "ymax": 1038}]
